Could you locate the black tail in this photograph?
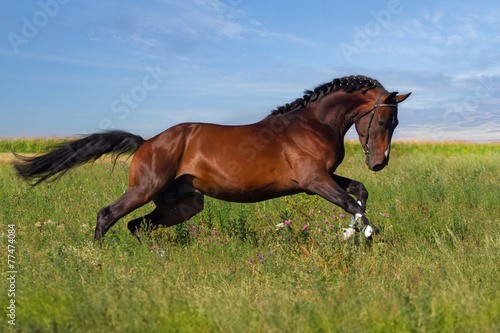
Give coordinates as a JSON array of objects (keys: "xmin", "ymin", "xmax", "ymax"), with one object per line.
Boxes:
[{"xmin": 12, "ymin": 131, "xmax": 146, "ymax": 186}]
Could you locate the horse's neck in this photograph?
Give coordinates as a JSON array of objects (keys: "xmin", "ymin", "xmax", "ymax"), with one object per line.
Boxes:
[{"xmin": 302, "ymin": 93, "xmax": 362, "ymax": 139}]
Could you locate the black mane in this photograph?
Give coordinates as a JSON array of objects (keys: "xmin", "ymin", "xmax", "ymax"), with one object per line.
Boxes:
[{"xmin": 270, "ymin": 75, "xmax": 383, "ymax": 116}]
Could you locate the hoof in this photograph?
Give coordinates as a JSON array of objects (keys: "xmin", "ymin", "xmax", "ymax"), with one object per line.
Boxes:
[
  {"xmin": 130, "ymin": 230, "xmax": 142, "ymax": 243},
  {"xmin": 94, "ymin": 230, "xmax": 103, "ymax": 241},
  {"xmin": 342, "ymin": 227, "xmax": 356, "ymax": 240}
]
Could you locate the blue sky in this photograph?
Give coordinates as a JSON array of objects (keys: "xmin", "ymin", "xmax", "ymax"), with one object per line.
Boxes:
[{"xmin": 1, "ymin": 0, "xmax": 499, "ymax": 141}]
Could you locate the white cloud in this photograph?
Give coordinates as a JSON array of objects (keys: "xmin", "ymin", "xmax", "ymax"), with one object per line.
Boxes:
[
  {"xmin": 123, "ymin": 0, "xmax": 316, "ymax": 55},
  {"xmin": 423, "ymin": 9, "xmax": 444, "ymax": 24},
  {"xmin": 395, "ymin": 122, "xmax": 500, "ymax": 142},
  {"xmin": 148, "ymin": 0, "xmax": 246, "ymax": 38},
  {"xmin": 131, "ymin": 33, "xmax": 158, "ymax": 48},
  {"xmin": 248, "ymin": 28, "xmax": 319, "ymax": 47}
]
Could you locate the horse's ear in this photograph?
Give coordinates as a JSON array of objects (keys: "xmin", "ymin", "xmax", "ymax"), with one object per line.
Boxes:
[
  {"xmin": 395, "ymin": 92, "xmax": 411, "ymax": 104},
  {"xmin": 384, "ymin": 92, "xmax": 411, "ymax": 104},
  {"xmin": 385, "ymin": 92, "xmax": 398, "ymax": 103}
]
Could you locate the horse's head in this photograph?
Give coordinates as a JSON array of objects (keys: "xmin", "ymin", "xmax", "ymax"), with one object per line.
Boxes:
[{"xmin": 354, "ymin": 90, "xmax": 411, "ymax": 171}]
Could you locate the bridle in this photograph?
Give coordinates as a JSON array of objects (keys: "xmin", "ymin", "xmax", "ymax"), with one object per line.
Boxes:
[{"xmin": 352, "ymin": 91, "xmax": 398, "ymax": 155}]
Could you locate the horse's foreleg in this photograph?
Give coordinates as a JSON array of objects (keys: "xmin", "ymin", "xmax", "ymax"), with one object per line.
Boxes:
[
  {"xmin": 127, "ymin": 192, "xmax": 205, "ymax": 241},
  {"xmin": 331, "ymin": 174, "xmax": 368, "ymax": 212},
  {"xmin": 302, "ymin": 172, "xmax": 379, "ymax": 238}
]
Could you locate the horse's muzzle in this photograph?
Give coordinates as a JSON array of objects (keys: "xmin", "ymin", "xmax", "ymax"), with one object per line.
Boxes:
[{"xmin": 371, "ymin": 163, "xmax": 386, "ymax": 172}]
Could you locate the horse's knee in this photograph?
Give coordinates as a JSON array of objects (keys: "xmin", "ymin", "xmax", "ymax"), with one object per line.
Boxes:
[
  {"xmin": 349, "ymin": 181, "xmax": 368, "ymax": 210},
  {"xmin": 353, "ymin": 181, "xmax": 368, "ymax": 197}
]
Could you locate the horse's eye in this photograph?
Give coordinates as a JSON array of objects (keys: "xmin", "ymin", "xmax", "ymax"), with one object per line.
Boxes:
[{"xmin": 378, "ymin": 121, "xmax": 385, "ymax": 127}]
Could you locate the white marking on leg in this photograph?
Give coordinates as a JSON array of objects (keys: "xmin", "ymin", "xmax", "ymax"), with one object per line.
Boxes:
[
  {"xmin": 357, "ymin": 201, "xmax": 362, "ymax": 207},
  {"xmin": 364, "ymin": 225, "xmax": 373, "ymax": 238}
]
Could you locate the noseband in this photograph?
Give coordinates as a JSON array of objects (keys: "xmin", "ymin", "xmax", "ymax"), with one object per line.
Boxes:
[{"xmin": 352, "ymin": 91, "xmax": 398, "ymax": 155}]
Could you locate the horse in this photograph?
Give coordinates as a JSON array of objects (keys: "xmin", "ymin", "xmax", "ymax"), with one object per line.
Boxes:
[{"xmin": 13, "ymin": 75, "xmax": 411, "ymax": 241}]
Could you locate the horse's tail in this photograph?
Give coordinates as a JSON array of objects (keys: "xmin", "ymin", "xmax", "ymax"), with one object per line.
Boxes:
[{"xmin": 12, "ymin": 131, "xmax": 146, "ymax": 186}]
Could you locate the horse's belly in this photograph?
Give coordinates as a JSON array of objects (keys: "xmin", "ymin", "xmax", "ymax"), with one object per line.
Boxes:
[{"xmin": 198, "ymin": 181, "xmax": 302, "ymax": 203}]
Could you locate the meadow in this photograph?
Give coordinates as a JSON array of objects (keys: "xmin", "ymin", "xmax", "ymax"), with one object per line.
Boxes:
[{"xmin": 0, "ymin": 139, "xmax": 499, "ymax": 332}]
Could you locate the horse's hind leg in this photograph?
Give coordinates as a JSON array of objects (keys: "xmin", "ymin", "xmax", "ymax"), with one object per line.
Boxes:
[
  {"xmin": 95, "ymin": 186, "xmax": 154, "ymax": 240},
  {"xmin": 127, "ymin": 192, "xmax": 205, "ymax": 241},
  {"xmin": 95, "ymin": 131, "xmax": 188, "ymax": 241}
]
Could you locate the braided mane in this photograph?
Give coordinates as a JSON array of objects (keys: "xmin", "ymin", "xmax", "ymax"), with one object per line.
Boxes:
[{"xmin": 270, "ymin": 75, "xmax": 384, "ymax": 116}]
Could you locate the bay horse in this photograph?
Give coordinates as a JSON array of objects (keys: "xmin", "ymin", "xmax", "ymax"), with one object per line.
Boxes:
[{"xmin": 13, "ymin": 75, "xmax": 410, "ymax": 241}]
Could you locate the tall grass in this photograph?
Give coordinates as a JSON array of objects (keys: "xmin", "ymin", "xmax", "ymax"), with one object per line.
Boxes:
[
  {"xmin": 0, "ymin": 138, "xmax": 67, "ymax": 154},
  {"xmin": 0, "ymin": 141, "xmax": 499, "ymax": 332}
]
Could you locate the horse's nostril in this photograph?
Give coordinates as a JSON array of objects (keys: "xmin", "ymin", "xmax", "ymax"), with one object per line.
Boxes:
[{"xmin": 372, "ymin": 164, "xmax": 385, "ymax": 171}]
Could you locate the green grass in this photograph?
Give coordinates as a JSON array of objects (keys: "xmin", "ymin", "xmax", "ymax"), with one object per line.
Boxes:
[
  {"xmin": 0, "ymin": 138, "xmax": 67, "ymax": 154},
  {"xmin": 0, "ymin": 140, "xmax": 499, "ymax": 332}
]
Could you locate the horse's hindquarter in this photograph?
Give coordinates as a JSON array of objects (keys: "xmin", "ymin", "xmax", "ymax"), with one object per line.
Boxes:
[{"xmin": 178, "ymin": 122, "xmax": 300, "ymax": 202}]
